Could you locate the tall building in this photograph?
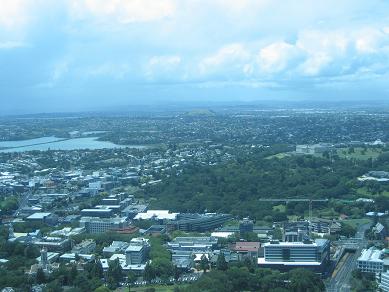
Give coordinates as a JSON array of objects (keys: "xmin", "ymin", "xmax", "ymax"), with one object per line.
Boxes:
[
  {"xmin": 258, "ymin": 239, "xmax": 330, "ymax": 275},
  {"xmin": 125, "ymin": 238, "xmax": 150, "ymax": 265}
]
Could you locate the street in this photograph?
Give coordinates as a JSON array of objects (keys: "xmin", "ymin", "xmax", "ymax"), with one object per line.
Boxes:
[{"xmin": 326, "ymin": 222, "xmax": 371, "ymax": 292}]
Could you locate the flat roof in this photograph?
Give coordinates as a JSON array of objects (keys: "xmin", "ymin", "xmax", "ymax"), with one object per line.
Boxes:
[
  {"xmin": 126, "ymin": 245, "xmax": 144, "ymax": 252},
  {"xmin": 27, "ymin": 212, "xmax": 52, "ymax": 219},
  {"xmin": 134, "ymin": 210, "xmax": 178, "ymax": 220},
  {"xmin": 81, "ymin": 209, "xmax": 112, "ymax": 212},
  {"xmin": 358, "ymin": 248, "xmax": 383, "ymax": 262},
  {"xmin": 234, "ymin": 242, "xmax": 260, "ymax": 252},
  {"xmin": 263, "ymin": 239, "xmax": 328, "ymax": 248}
]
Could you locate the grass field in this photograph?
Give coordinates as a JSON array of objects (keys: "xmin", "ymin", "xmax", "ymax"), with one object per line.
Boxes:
[
  {"xmin": 341, "ymin": 218, "xmax": 371, "ymax": 229},
  {"xmin": 337, "ymin": 147, "xmax": 383, "ymax": 161},
  {"xmin": 272, "ymin": 204, "xmax": 286, "ymax": 212},
  {"xmin": 265, "ymin": 153, "xmax": 291, "ymax": 159}
]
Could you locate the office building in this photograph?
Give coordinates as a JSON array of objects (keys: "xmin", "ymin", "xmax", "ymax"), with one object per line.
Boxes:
[
  {"xmin": 357, "ymin": 247, "xmax": 384, "ymax": 273},
  {"xmin": 380, "ymin": 271, "xmax": 389, "ymax": 292},
  {"xmin": 167, "ymin": 236, "xmax": 218, "ymax": 252},
  {"xmin": 33, "ymin": 236, "xmax": 71, "ymax": 252},
  {"xmin": 71, "ymin": 239, "xmax": 96, "ymax": 254},
  {"xmin": 80, "ymin": 217, "xmax": 129, "ymax": 233},
  {"xmin": 125, "ymin": 238, "xmax": 150, "ymax": 265},
  {"xmin": 26, "ymin": 212, "xmax": 58, "ymax": 226},
  {"xmin": 80, "ymin": 208, "xmax": 113, "ymax": 218},
  {"xmin": 239, "ymin": 218, "xmax": 254, "ymax": 234},
  {"xmin": 258, "ymin": 239, "xmax": 330, "ymax": 274},
  {"xmin": 172, "ymin": 213, "xmax": 233, "ymax": 232},
  {"xmin": 103, "ymin": 241, "xmax": 129, "ymax": 257}
]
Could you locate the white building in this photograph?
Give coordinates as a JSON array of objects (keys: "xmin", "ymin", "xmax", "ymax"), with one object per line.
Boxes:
[
  {"xmin": 125, "ymin": 238, "xmax": 150, "ymax": 265},
  {"xmin": 357, "ymin": 247, "xmax": 384, "ymax": 273},
  {"xmin": 80, "ymin": 217, "xmax": 128, "ymax": 233},
  {"xmin": 380, "ymin": 271, "xmax": 389, "ymax": 292}
]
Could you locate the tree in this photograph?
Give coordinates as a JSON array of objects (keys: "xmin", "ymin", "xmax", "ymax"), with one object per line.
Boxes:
[
  {"xmin": 199, "ymin": 254, "xmax": 210, "ymax": 273},
  {"xmin": 36, "ymin": 267, "xmax": 46, "ymax": 284},
  {"xmin": 216, "ymin": 253, "xmax": 228, "ymax": 271},
  {"xmin": 127, "ymin": 270, "xmax": 137, "ymax": 284},
  {"xmin": 288, "ymin": 268, "xmax": 325, "ymax": 292},
  {"xmin": 44, "ymin": 280, "xmax": 64, "ymax": 292},
  {"xmin": 144, "ymin": 262, "xmax": 155, "ymax": 282},
  {"xmin": 107, "ymin": 258, "xmax": 123, "ymax": 289},
  {"xmin": 94, "ymin": 286, "xmax": 110, "ymax": 292}
]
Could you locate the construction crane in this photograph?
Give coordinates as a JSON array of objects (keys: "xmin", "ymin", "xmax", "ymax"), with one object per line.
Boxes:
[{"xmin": 258, "ymin": 198, "xmax": 329, "ymax": 224}]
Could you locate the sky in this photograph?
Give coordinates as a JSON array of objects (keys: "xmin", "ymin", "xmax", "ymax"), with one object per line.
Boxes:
[{"xmin": 1, "ymin": 0, "xmax": 389, "ymax": 114}]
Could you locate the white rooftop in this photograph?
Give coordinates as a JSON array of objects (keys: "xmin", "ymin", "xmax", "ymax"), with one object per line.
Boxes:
[
  {"xmin": 27, "ymin": 212, "xmax": 52, "ymax": 219},
  {"xmin": 358, "ymin": 247, "xmax": 383, "ymax": 262},
  {"xmin": 134, "ymin": 210, "xmax": 178, "ymax": 220}
]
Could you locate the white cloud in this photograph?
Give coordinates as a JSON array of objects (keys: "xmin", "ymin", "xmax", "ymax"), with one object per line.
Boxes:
[
  {"xmin": 145, "ymin": 55, "xmax": 182, "ymax": 80},
  {"xmin": 69, "ymin": 0, "xmax": 176, "ymax": 24},
  {"xmin": 86, "ymin": 62, "xmax": 130, "ymax": 79},
  {"xmin": 0, "ymin": 41, "xmax": 27, "ymax": 49},
  {"xmin": 199, "ymin": 43, "xmax": 250, "ymax": 75},
  {"xmin": 257, "ymin": 41, "xmax": 304, "ymax": 73},
  {"xmin": 0, "ymin": 0, "xmax": 30, "ymax": 30}
]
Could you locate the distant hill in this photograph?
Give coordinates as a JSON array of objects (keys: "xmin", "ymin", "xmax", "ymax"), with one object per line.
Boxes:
[{"xmin": 184, "ymin": 109, "xmax": 216, "ymax": 117}]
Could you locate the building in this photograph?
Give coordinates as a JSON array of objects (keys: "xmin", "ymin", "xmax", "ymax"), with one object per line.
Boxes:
[
  {"xmin": 258, "ymin": 239, "xmax": 330, "ymax": 275},
  {"xmin": 33, "ymin": 237, "xmax": 71, "ymax": 252},
  {"xmin": 26, "ymin": 212, "xmax": 58, "ymax": 226},
  {"xmin": 125, "ymin": 238, "xmax": 150, "ymax": 265},
  {"xmin": 373, "ymin": 222, "xmax": 386, "ymax": 240},
  {"xmin": 80, "ymin": 208, "xmax": 113, "ymax": 218},
  {"xmin": 310, "ymin": 218, "xmax": 341, "ymax": 235},
  {"xmin": 357, "ymin": 247, "xmax": 384, "ymax": 273},
  {"xmin": 50, "ymin": 227, "xmax": 85, "ymax": 238},
  {"xmin": 167, "ymin": 236, "xmax": 218, "ymax": 252},
  {"xmin": 121, "ymin": 204, "xmax": 148, "ymax": 219},
  {"xmin": 295, "ymin": 143, "xmax": 333, "ymax": 155},
  {"xmin": 171, "ymin": 213, "xmax": 233, "ymax": 232},
  {"xmin": 103, "ymin": 241, "xmax": 129, "ymax": 257},
  {"xmin": 144, "ymin": 225, "xmax": 166, "ymax": 236},
  {"xmin": 283, "ymin": 221, "xmax": 309, "ymax": 242},
  {"xmin": 80, "ymin": 217, "xmax": 129, "ymax": 233},
  {"xmin": 239, "ymin": 218, "xmax": 254, "ymax": 234},
  {"xmin": 380, "ymin": 271, "xmax": 389, "ymax": 292},
  {"xmin": 134, "ymin": 210, "xmax": 179, "ymax": 221},
  {"xmin": 71, "ymin": 239, "xmax": 96, "ymax": 254},
  {"xmin": 171, "ymin": 250, "xmax": 193, "ymax": 271},
  {"xmin": 232, "ymin": 242, "xmax": 261, "ymax": 260}
]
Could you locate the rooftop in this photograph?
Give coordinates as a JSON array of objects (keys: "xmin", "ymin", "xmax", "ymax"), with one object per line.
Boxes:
[
  {"xmin": 233, "ymin": 242, "xmax": 260, "ymax": 252},
  {"xmin": 27, "ymin": 212, "xmax": 52, "ymax": 219},
  {"xmin": 358, "ymin": 247, "xmax": 383, "ymax": 262}
]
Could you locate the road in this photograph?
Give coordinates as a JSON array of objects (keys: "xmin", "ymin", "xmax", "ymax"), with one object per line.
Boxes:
[{"xmin": 326, "ymin": 222, "xmax": 371, "ymax": 292}]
